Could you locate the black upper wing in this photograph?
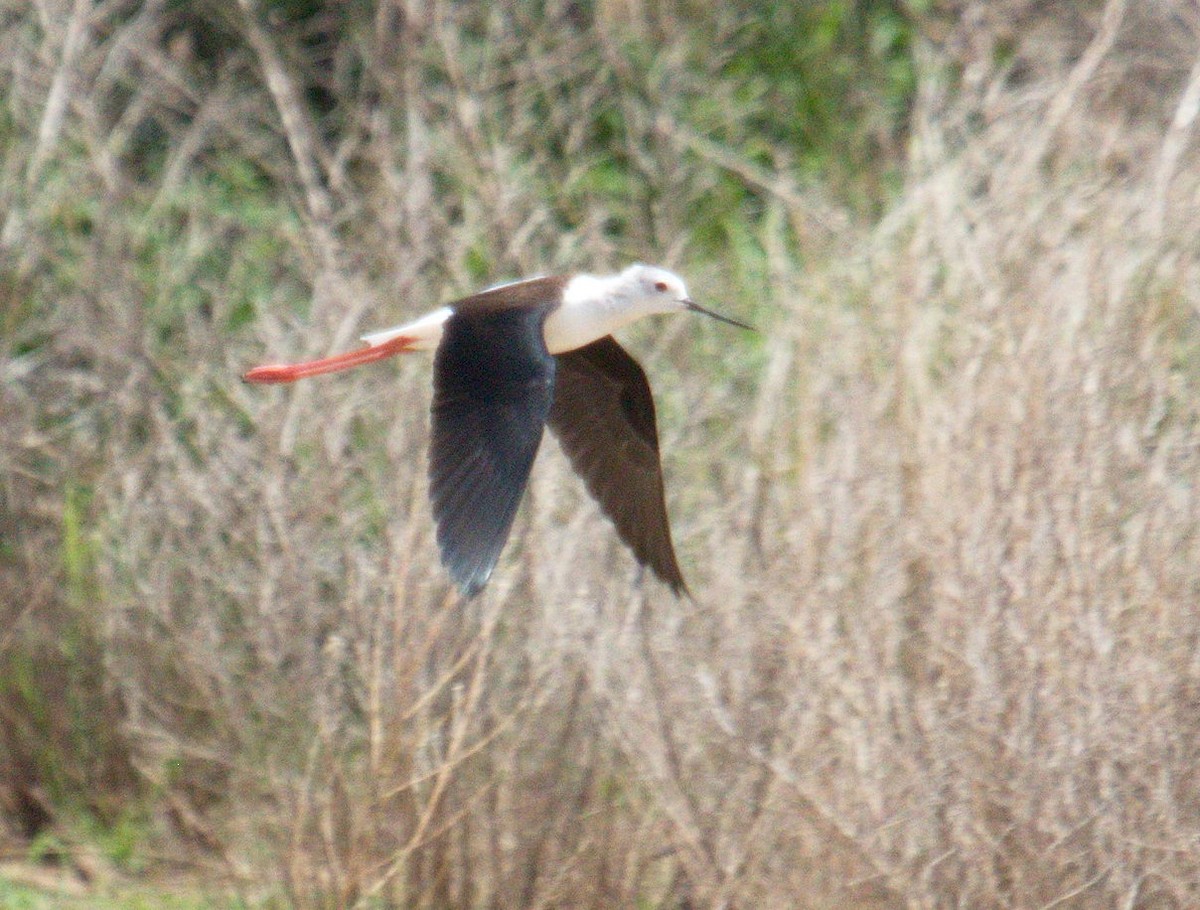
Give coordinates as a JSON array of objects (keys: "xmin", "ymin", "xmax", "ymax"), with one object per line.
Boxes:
[
  {"xmin": 429, "ymin": 304, "xmax": 556, "ymax": 596},
  {"xmin": 548, "ymin": 336, "xmax": 688, "ymax": 596}
]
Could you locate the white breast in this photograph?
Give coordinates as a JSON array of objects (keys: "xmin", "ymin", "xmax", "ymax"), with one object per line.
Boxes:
[{"xmin": 542, "ymin": 274, "xmax": 631, "ymax": 354}]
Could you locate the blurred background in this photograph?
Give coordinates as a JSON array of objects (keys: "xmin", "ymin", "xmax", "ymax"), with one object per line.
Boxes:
[{"xmin": 3, "ymin": 0, "xmax": 1200, "ymax": 907}]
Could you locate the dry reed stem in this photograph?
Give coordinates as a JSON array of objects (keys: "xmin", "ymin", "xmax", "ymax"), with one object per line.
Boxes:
[{"xmin": 3, "ymin": 2, "xmax": 1200, "ymax": 907}]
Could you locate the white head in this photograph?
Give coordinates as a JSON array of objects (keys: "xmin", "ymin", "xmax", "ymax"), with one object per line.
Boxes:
[
  {"xmin": 611, "ymin": 264, "xmax": 690, "ymax": 316},
  {"xmin": 612, "ymin": 263, "xmax": 755, "ymax": 329},
  {"xmin": 546, "ymin": 263, "xmax": 754, "ymax": 354}
]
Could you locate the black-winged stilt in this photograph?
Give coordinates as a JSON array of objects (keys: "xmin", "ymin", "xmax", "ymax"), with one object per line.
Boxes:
[{"xmin": 244, "ymin": 264, "xmax": 753, "ymax": 597}]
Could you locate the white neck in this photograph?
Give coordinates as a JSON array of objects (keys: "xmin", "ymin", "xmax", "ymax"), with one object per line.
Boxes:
[{"xmin": 543, "ymin": 273, "xmax": 664, "ymax": 354}]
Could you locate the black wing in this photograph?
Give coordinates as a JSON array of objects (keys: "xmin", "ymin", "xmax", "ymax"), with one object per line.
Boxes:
[
  {"xmin": 548, "ymin": 336, "xmax": 688, "ymax": 596},
  {"xmin": 430, "ymin": 305, "xmax": 555, "ymax": 596}
]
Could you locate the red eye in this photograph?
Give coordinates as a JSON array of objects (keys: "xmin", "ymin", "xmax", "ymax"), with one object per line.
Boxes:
[{"xmin": 654, "ymin": 281, "xmax": 669, "ymax": 292}]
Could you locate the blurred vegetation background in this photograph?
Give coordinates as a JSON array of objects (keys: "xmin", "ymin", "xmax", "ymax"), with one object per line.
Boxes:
[{"xmin": 3, "ymin": 0, "xmax": 1200, "ymax": 907}]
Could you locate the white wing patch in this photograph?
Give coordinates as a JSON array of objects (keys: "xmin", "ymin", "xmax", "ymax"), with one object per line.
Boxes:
[{"xmin": 360, "ymin": 306, "xmax": 452, "ymax": 351}]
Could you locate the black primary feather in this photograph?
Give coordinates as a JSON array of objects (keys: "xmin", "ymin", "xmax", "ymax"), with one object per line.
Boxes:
[{"xmin": 429, "ymin": 304, "xmax": 556, "ymax": 595}]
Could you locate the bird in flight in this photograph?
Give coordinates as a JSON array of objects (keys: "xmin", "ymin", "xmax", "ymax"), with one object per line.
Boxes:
[{"xmin": 244, "ymin": 264, "xmax": 754, "ymax": 597}]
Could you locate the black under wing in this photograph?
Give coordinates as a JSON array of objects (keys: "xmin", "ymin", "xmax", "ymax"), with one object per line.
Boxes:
[
  {"xmin": 548, "ymin": 336, "xmax": 688, "ymax": 596},
  {"xmin": 429, "ymin": 304, "xmax": 556, "ymax": 596}
]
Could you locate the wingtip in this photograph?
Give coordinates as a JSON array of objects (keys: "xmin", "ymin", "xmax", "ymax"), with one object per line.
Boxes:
[
  {"xmin": 663, "ymin": 571, "xmax": 693, "ymax": 601},
  {"xmin": 447, "ymin": 560, "xmax": 494, "ymax": 599},
  {"xmin": 459, "ymin": 577, "xmax": 488, "ymax": 598}
]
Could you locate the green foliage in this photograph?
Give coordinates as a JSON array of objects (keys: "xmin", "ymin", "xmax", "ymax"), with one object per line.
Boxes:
[
  {"xmin": 83, "ymin": 806, "xmax": 153, "ymax": 873},
  {"xmin": 707, "ymin": 1, "xmax": 916, "ymax": 204},
  {"xmin": 61, "ymin": 483, "xmax": 99, "ymax": 613},
  {"xmin": 131, "ymin": 160, "xmax": 305, "ymax": 347},
  {"xmin": 0, "ymin": 876, "xmax": 251, "ymax": 909},
  {"xmin": 0, "ymin": 878, "xmax": 49, "ymax": 910}
]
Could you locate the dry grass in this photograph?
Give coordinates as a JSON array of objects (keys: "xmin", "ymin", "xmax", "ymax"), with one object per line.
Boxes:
[{"xmin": 3, "ymin": 0, "xmax": 1200, "ymax": 907}]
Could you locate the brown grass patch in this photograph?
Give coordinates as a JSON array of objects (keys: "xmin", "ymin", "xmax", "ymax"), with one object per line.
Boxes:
[{"xmin": 2, "ymin": 1, "xmax": 1200, "ymax": 906}]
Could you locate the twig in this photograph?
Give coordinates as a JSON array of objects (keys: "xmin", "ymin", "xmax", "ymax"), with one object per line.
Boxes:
[
  {"xmin": 236, "ymin": 0, "xmax": 335, "ymax": 234},
  {"xmin": 635, "ymin": 596, "xmax": 723, "ymax": 890},
  {"xmin": 1020, "ymin": 0, "xmax": 1127, "ymax": 175},
  {"xmin": 1, "ymin": 0, "xmax": 92, "ymax": 249},
  {"xmin": 654, "ymin": 111, "xmax": 850, "ymax": 244},
  {"xmin": 1150, "ymin": 50, "xmax": 1200, "ymax": 237},
  {"xmin": 27, "ymin": 0, "xmax": 91, "ymax": 189}
]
